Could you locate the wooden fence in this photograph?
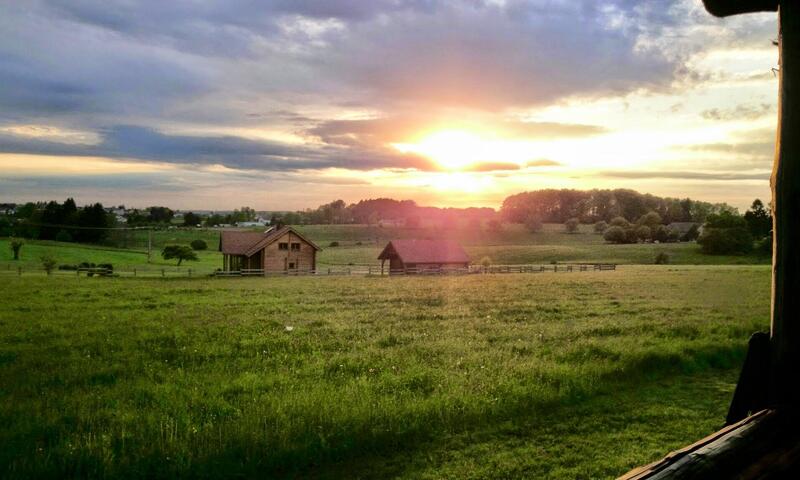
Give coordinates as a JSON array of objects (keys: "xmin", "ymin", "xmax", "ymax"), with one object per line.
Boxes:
[{"xmin": 1, "ymin": 263, "xmax": 616, "ymax": 278}]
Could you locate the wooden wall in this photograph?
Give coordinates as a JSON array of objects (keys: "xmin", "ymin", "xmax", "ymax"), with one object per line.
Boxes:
[{"xmin": 261, "ymin": 231, "xmax": 316, "ymax": 272}]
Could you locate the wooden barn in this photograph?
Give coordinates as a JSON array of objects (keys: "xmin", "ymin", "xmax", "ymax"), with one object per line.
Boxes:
[
  {"xmin": 219, "ymin": 226, "xmax": 321, "ymax": 273},
  {"xmin": 377, "ymin": 239, "xmax": 470, "ymax": 274}
]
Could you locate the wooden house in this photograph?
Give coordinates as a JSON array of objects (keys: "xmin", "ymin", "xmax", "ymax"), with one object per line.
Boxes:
[
  {"xmin": 219, "ymin": 226, "xmax": 321, "ymax": 273},
  {"xmin": 377, "ymin": 239, "xmax": 470, "ymax": 274}
]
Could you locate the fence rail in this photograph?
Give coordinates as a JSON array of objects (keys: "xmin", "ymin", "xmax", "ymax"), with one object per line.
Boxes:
[{"xmin": 0, "ymin": 262, "xmax": 616, "ymax": 278}]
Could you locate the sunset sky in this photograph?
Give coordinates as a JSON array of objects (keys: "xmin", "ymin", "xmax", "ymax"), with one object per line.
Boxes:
[{"xmin": 0, "ymin": 0, "xmax": 779, "ymax": 211}]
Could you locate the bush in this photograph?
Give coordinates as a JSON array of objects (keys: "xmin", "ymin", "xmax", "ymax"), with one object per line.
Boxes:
[
  {"xmin": 329, "ymin": 241, "xmax": 340, "ymax": 247},
  {"xmin": 654, "ymin": 252, "xmax": 670, "ymax": 265},
  {"xmin": 55, "ymin": 230, "xmax": 73, "ymax": 242},
  {"xmin": 58, "ymin": 264, "xmax": 78, "ymax": 271},
  {"xmin": 9, "ymin": 237, "xmax": 23, "ymax": 260},
  {"xmin": 190, "ymin": 239, "xmax": 208, "ymax": 251},
  {"xmin": 40, "ymin": 255, "xmax": 57, "ymax": 275},
  {"xmin": 756, "ymin": 234, "xmax": 772, "ymax": 256},
  {"xmin": 652, "ymin": 225, "xmax": 669, "ymax": 243},
  {"xmin": 682, "ymin": 224, "xmax": 700, "ymax": 242},
  {"xmin": 610, "ymin": 216, "xmax": 630, "ymax": 228},
  {"xmin": 355, "ymin": 241, "xmax": 362, "ymax": 246},
  {"xmin": 564, "ymin": 218, "xmax": 579, "ymax": 233},
  {"xmin": 593, "ymin": 221, "xmax": 608, "ymax": 233},
  {"xmin": 697, "ymin": 227, "xmax": 753, "ymax": 255},
  {"xmin": 603, "ymin": 226, "xmax": 628, "ymax": 244},
  {"xmin": 524, "ymin": 215, "xmax": 543, "ymax": 233},
  {"xmin": 635, "ymin": 225, "xmax": 651, "ymax": 242},
  {"xmin": 97, "ymin": 263, "xmax": 114, "ymax": 273},
  {"xmin": 79, "ymin": 262, "xmax": 96, "ymax": 269},
  {"xmin": 637, "ymin": 211, "xmax": 662, "ymax": 228}
]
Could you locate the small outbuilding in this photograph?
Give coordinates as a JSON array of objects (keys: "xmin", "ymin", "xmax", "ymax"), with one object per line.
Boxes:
[
  {"xmin": 219, "ymin": 226, "xmax": 321, "ymax": 273},
  {"xmin": 377, "ymin": 239, "xmax": 470, "ymax": 274}
]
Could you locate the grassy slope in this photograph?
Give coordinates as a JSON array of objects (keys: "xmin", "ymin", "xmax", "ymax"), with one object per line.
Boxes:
[
  {"xmin": 0, "ymin": 266, "xmax": 769, "ymax": 478},
  {"xmin": 1, "ymin": 223, "xmax": 769, "ymax": 272}
]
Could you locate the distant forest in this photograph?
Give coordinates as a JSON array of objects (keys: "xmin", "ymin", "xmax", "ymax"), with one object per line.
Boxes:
[
  {"xmin": 278, "ymin": 189, "xmax": 741, "ymax": 227},
  {"xmin": 1, "ymin": 189, "xmax": 766, "ymax": 247}
]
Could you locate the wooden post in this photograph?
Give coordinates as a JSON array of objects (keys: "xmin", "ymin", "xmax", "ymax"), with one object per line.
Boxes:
[{"xmin": 770, "ymin": 1, "xmax": 800, "ymax": 408}]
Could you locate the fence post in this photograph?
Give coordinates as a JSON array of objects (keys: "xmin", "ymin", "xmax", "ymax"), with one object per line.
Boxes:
[
  {"xmin": 134, "ymin": 268, "xmax": 137, "ymax": 277},
  {"xmin": 161, "ymin": 269, "xmax": 165, "ymax": 277},
  {"xmin": 188, "ymin": 268, "xmax": 192, "ymax": 278},
  {"xmin": 18, "ymin": 266, "xmax": 22, "ymax": 276}
]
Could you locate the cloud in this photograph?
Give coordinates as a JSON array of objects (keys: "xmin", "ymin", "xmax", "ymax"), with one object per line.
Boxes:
[
  {"xmin": 600, "ymin": 170, "xmax": 770, "ymax": 181},
  {"xmin": 700, "ymin": 103, "xmax": 772, "ymax": 120},
  {"xmin": 526, "ymin": 159, "xmax": 561, "ymax": 167},
  {"xmin": 0, "ymin": 125, "xmax": 441, "ymax": 172}
]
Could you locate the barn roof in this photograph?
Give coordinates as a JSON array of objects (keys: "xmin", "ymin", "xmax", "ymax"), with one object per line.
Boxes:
[
  {"xmin": 378, "ymin": 239, "xmax": 470, "ymax": 264},
  {"xmin": 219, "ymin": 226, "xmax": 321, "ymax": 256}
]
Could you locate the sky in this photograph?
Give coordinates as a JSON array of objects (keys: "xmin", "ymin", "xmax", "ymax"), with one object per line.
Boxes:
[{"xmin": 0, "ymin": 0, "xmax": 780, "ymax": 211}]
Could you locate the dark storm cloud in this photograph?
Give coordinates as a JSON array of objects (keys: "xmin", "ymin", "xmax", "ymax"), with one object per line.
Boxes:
[{"xmin": 0, "ymin": 126, "xmax": 439, "ymax": 172}]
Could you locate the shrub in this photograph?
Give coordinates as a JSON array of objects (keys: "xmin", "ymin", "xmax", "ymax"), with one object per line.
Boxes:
[
  {"xmin": 652, "ymin": 225, "xmax": 669, "ymax": 243},
  {"xmin": 190, "ymin": 239, "xmax": 208, "ymax": 251},
  {"xmin": 55, "ymin": 230, "xmax": 73, "ymax": 242},
  {"xmin": 79, "ymin": 262, "xmax": 96, "ymax": 269},
  {"xmin": 355, "ymin": 241, "xmax": 362, "ymax": 246},
  {"xmin": 329, "ymin": 241, "xmax": 340, "ymax": 247},
  {"xmin": 9, "ymin": 237, "xmax": 23, "ymax": 260},
  {"xmin": 524, "ymin": 214, "xmax": 543, "ymax": 233},
  {"xmin": 697, "ymin": 227, "xmax": 753, "ymax": 255},
  {"xmin": 58, "ymin": 264, "xmax": 78, "ymax": 271},
  {"xmin": 637, "ymin": 211, "xmax": 662, "ymax": 228},
  {"xmin": 635, "ymin": 225, "xmax": 651, "ymax": 242},
  {"xmin": 610, "ymin": 216, "xmax": 630, "ymax": 228},
  {"xmin": 603, "ymin": 226, "xmax": 627, "ymax": 244},
  {"xmin": 564, "ymin": 218, "xmax": 579, "ymax": 233},
  {"xmin": 161, "ymin": 245, "xmax": 198, "ymax": 266},
  {"xmin": 756, "ymin": 234, "xmax": 772, "ymax": 256},
  {"xmin": 682, "ymin": 224, "xmax": 700, "ymax": 242},
  {"xmin": 40, "ymin": 255, "xmax": 57, "ymax": 275},
  {"xmin": 654, "ymin": 252, "xmax": 670, "ymax": 265},
  {"xmin": 593, "ymin": 221, "xmax": 608, "ymax": 233},
  {"xmin": 487, "ymin": 220, "xmax": 503, "ymax": 232},
  {"xmin": 97, "ymin": 263, "xmax": 114, "ymax": 273}
]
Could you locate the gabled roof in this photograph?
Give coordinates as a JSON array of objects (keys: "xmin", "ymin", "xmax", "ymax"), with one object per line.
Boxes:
[
  {"xmin": 219, "ymin": 226, "xmax": 321, "ymax": 257},
  {"xmin": 378, "ymin": 239, "xmax": 470, "ymax": 264}
]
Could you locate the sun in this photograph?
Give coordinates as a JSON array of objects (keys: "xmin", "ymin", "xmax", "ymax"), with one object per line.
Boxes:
[{"xmin": 393, "ymin": 130, "xmax": 490, "ymax": 171}]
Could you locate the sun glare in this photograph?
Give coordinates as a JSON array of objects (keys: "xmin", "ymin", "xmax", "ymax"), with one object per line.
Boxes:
[{"xmin": 393, "ymin": 130, "xmax": 496, "ymax": 171}]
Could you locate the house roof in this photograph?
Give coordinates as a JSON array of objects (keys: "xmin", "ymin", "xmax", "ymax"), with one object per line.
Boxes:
[
  {"xmin": 667, "ymin": 222, "xmax": 700, "ymax": 234},
  {"xmin": 378, "ymin": 239, "xmax": 470, "ymax": 264},
  {"xmin": 219, "ymin": 226, "xmax": 321, "ymax": 256}
]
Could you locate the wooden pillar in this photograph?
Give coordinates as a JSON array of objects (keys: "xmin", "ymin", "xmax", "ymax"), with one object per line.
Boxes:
[{"xmin": 770, "ymin": 1, "xmax": 800, "ymax": 408}]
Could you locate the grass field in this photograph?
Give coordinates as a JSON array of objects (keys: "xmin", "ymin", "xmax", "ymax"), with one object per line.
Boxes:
[
  {"xmin": 0, "ymin": 266, "xmax": 770, "ymax": 478},
  {"xmin": 0, "ymin": 223, "xmax": 769, "ymax": 274}
]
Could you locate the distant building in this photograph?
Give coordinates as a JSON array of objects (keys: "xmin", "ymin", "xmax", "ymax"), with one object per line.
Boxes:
[
  {"xmin": 378, "ymin": 239, "xmax": 470, "ymax": 274},
  {"xmin": 219, "ymin": 226, "xmax": 321, "ymax": 273},
  {"xmin": 667, "ymin": 222, "xmax": 702, "ymax": 240}
]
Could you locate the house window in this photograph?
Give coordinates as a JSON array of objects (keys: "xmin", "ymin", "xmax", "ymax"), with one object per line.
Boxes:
[
  {"xmin": 291, "ymin": 242, "xmax": 301, "ymax": 251},
  {"xmin": 288, "ymin": 262, "xmax": 295, "ymax": 270},
  {"xmin": 278, "ymin": 242, "xmax": 288, "ymax": 250}
]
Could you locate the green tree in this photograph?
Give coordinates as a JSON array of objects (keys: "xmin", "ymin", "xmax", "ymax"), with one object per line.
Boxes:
[
  {"xmin": 40, "ymin": 255, "xmax": 57, "ymax": 275},
  {"xmin": 183, "ymin": 212, "xmax": 202, "ymax": 227},
  {"xmin": 161, "ymin": 245, "xmax": 198, "ymax": 266},
  {"xmin": 744, "ymin": 199, "xmax": 771, "ymax": 239},
  {"xmin": 524, "ymin": 214, "xmax": 543, "ymax": 233},
  {"xmin": 9, "ymin": 237, "xmax": 23, "ymax": 260},
  {"xmin": 593, "ymin": 221, "xmax": 608, "ymax": 233},
  {"xmin": 603, "ymin": 226, "xmax": 627, "ymax": 243},
  {"xmin": 564, "ymin": 218, "xmax": 579, "ymax": 233},
  {"xmin": 190, "ymin": 239, "xmax": 208, "ymax": 251}
]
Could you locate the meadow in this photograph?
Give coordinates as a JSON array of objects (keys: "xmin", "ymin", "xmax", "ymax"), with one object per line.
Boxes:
[
  {"xmin": 0, "ymin": 223, "xmax": 769, "ymax": 275},
  {"xmin": 0, "ymin": 266, "xmax": 770, "ymax": 478}
]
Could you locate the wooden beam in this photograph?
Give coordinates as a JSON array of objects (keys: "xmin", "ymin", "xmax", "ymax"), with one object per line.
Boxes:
[
  {"xmin": 702, "ymin": 0, "xmax": 778, "ymax": 17},
  {"xmin": 770, "ymin": 1, "xmax": 800, "ymax": 408}
]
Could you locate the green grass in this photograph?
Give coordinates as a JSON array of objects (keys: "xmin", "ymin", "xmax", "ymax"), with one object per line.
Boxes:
[{"xmin": 0, "ymin": 266, "xmax": 770, "ymax": 478}]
